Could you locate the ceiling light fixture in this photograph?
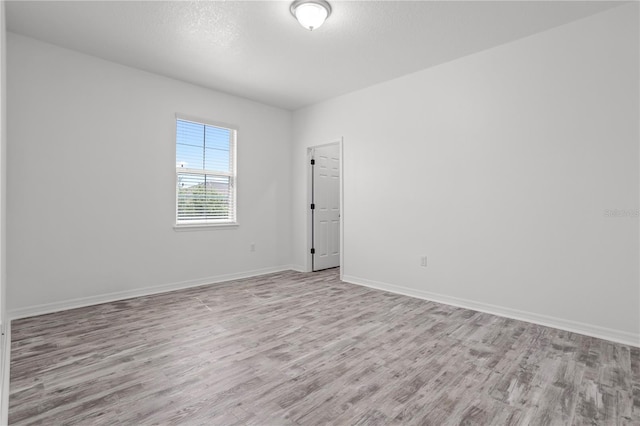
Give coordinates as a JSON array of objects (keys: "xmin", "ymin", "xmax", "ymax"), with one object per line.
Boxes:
[{"xmin": 290, "ymin": 0, "xmax": 332, "ymax": 31}]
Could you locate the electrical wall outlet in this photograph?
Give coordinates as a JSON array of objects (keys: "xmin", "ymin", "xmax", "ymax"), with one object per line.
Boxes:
[
  {"xmin": 250, "ymin": 242, "xmax": 256, "ymax": 252},
  {"xmin": 420, "ymin": 256, "xmax": 427, "ymax": 267}
]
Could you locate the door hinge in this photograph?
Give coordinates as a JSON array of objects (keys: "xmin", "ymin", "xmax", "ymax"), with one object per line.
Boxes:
[
  {"xmin": 310, "ymin": 159, "xmax": 315, "ymax": 165},
  {"xmin": 311, "ymin": 248, "xmax": 315, "ymax": 254},
  {"xmin": 310, "ymin": 203, "xmax": 315, "ymax": 210}
]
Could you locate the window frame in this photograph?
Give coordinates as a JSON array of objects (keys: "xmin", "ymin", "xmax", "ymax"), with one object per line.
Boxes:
[{"xmin": 174, "ymin": 114, "xmax": 238, "ymax": 229}]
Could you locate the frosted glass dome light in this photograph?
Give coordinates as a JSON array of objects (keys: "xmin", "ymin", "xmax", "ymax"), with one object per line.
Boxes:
[{"xmin": 290, "ymin": 0, "xmax": 332, "ymax": 31}]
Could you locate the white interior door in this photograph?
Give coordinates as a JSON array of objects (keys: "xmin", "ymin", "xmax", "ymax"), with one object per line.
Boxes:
[{"xmin": 312, "ymin": 144, "xmax": 340, "ymax": 271}]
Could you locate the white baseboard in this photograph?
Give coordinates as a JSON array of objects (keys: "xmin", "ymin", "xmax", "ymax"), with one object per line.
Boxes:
[
  {"xmin": 8, "ymin": 266, "xmax": 297, "ymax": 320},
  {"xmin": 0, "ymin": 321, "xmax": 10, "ymax": 426},
  {"xmin": 342, "ymin": 274, "xmax": 640, "ymax": 348},
  {"xmin": 287, "ymin": 264, "xmax": 307, "ymax": 273}
]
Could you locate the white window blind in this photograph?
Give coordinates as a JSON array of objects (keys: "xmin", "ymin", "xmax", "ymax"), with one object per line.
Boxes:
[{"xmin": 176, "ymin": 118, "xmax": 237, "ymax": 225}]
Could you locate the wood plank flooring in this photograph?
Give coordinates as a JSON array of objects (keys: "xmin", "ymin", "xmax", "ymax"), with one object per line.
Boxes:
[{"xmin": 9, "ymin": 269, "xmax": 640, "ymax": 425}]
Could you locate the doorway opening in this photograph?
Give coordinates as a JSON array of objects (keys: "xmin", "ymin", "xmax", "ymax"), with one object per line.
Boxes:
[{"xmin": 307, "ymin": 140, "xmax": 343, "ymax": 275}]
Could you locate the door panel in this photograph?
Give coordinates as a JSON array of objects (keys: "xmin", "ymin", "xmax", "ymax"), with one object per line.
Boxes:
[{"xmin": 313, "ymin": 144, "xmax": 340, "ymax": 271}]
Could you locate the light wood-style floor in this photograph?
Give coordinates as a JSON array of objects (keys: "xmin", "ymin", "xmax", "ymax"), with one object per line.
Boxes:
[{"xmin": 9, "ymin": 269, "xmax": 640, "ymax": 425}]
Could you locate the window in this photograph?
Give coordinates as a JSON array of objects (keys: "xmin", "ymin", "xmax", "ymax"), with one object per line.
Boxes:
[{"xmin": 175, "ymin": 117, "xmax": 237, "ymax": 226}]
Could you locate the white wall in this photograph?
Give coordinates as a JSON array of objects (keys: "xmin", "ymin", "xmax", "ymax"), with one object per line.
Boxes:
[
  {"xmin": 7, "ymin": 34, "xmax": 292, "ymax": 316},
  {"xmin": 292, "ymin": 4, "xmax": 639, "ymax": 344},
  {"xmin": 0, "ymin": 0, "xmax": 7, "ymax": 422},
  {"xmin": 0, "ymin": 0, "xmax": 6, "ymax": 326}
]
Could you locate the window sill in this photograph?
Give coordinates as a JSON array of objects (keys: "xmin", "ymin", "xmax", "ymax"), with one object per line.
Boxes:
[{"xmin": 174, "ymin": 222, "xmax": 239, "ymax": 231}]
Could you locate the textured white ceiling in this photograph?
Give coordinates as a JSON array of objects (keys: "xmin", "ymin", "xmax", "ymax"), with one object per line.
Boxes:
[{"xmin": 6, "ymin": 1, "xmax": 622, "ymax": 110}]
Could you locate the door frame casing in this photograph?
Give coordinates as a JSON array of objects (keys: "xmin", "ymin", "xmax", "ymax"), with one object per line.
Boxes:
[{"xmin": 306, "ymin": 139, "xmax": 343, "ymax": 279}]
